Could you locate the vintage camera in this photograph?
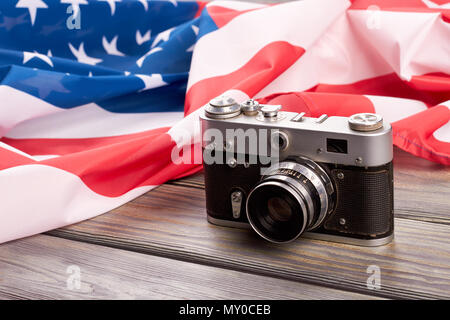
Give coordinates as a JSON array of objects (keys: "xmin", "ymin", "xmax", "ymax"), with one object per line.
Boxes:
[{"xmin": 200, "ymin": 96, "xmax": 394, "ymax": 246}]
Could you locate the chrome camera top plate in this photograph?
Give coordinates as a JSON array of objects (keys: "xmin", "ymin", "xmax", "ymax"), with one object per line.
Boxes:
[{"xmin": 201, "ymin": 96, "xmax": 393, "ymax": 167}]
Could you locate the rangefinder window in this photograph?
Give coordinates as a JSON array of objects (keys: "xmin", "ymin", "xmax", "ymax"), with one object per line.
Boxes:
[{"xmin": 326, "ymin": 138, "xmax": 348, "ymax": 154}]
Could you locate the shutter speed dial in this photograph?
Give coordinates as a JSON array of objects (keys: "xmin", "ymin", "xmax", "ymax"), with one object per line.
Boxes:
[{"xmin": 348, "ymin": 113, "xmax": 383, "ymax": 132}]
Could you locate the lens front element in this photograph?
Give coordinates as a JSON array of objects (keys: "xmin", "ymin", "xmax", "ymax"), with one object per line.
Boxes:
[
  {"xmin": 246, "ymin": 182, "xmax": 308, "ymax": 243},
  {"xmin": 267, "ymin": 197, "xmax": 293, "ymax": 222},
  {"xmin": 246, "ymin": 159, "xmax": 334, "ymax": 243}
]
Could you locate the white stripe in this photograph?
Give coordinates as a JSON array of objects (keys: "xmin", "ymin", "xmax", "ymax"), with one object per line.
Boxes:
[
  {"xmin": 8, "ymin": 104, "xmax": 183, "ymax": 139},
  {"xmin": 206, "ymin": 0, "xmax": 267, "ymax": 11},
  {"xmin": 0, "ymin": 86, "xmax": 64, "ymax": 137},
  {"xmin": 254, "ymin": 13, "xmax": 393, "ymax": 98},
  {"xmin": 168, "ymin": 89, "xmax": 249, "ymax": 147},
  {"xmin": 1, "ymin": 87, "xmax": 183, "ymax": 139},
  {"xmin": 347, "ymin": 10, "xmax": 450, "ymax": 81},
  {"xmin": 434, "ymin": 122, "xmax": 450, "ymax": 143},
  {"xmin": 188, "ymin": 0, "xmax": 350, "ymax": 90},
  {"xmin": 255, "ymin": 9, "xmax": 450, "ymax": 98},
  {"xmin": 223, "ymin": 89, "xmax": 250, "ymax": 104},
  {"xmin": 0, "ymin": 164, "xmax": 154, "ymax": 244},
  {"xmin": 433, "ymin": 101, "xmax": 450, "ymax": 143},
  {"xmin": 365, "ymin": 95, "xmax": 428, "ymax": 124},
  {"xmin": 33, "ymin": 155, "xmax": 60, "ymax": 161}
]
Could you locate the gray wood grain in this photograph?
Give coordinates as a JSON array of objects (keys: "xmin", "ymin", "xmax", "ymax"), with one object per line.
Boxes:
[
  {"xmin": 49, "ymin": 181, "xmax": 450, "ymax": 300},
  {"xmin": 392, "ymin": 148, "xmax": 450, "ymax": 223},
  {"xmin": 0, "ymin": 235, "xmax": 376, "ymax": 300}
]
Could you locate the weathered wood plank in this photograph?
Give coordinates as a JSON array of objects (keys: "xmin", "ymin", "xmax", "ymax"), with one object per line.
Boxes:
[
  {"xmin": 168, "ymin": 147, "xmax": 450, "ymax": 223},
  {"xmin": 392, "ymin": 148, "xmax": 450, "ymax": 223},
  {"xmin": 0, "ymin": 235, "xmax": 375, "ymax": 300},
  {"xmin": 49, "ymin": 182, "xmax": 450, "ymax": 299}
]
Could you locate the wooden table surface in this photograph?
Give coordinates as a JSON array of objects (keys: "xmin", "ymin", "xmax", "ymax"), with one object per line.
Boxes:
[{"xmin": 0, "ymin": 147, "xmax": 449, "ymax": 300}]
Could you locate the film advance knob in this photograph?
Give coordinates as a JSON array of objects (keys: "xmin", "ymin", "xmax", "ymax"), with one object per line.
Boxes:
[
  {"xmin": 205, "ymin": 95, "xmax": 242, "ymax": 119},
  {"xmin": 348, "ymin": 113, "xmax": 383, "ymax": 132}
]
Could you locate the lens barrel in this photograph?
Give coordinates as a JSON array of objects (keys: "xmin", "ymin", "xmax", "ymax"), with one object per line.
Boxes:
[{"xmin": 246, "ymin": 158, "xmax": 334, "ymax": 243}]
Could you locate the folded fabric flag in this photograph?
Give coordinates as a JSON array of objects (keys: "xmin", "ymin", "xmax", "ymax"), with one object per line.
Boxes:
[{"xmin": 0, "ymin": 0, "xmax": 448, "ymax": 243}]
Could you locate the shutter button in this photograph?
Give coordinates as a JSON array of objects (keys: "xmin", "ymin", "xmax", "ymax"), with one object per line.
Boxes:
[
  {"xmin": 256, "ymin": 104, "xmax": 285, "ymax": 122},
  {"xmin": 260, "ymin": 105, "xmax": 281, "ymax": 117},
  {"xmin": 240, "ymin": 99, "xmax": 260, "ymax": 116}
]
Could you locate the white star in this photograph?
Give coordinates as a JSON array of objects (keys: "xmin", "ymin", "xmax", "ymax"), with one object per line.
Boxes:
[
  {"xmin": 138, "ymin": 0, "xmax": 148, "ymax": 11},
  {"xmin": 191, "ymin": 25, "xmax": 199, "ymax": 36},
  {"xmin": 60, "ymin": 0, "xmax": 88, "ymax": 5},
  {"xmin": 60, "ymin": 0, "xmax": 88, "ymax": 16},
  {"xmin": 47, "ymin": 49, "xmax": 52, "ymax": 57},
  {"xmin": 124, "ymin": 71, "xmax": 131, "ymax": 76},
  {"xmin": 98, "ymin": 0, "xmax": 121, "ymax": 15},
  {"xmin": 186, "ymin": 44, "xmax": 195, "ymax": 53},
  {"xmin": 23, "ymin": 51, "xmax": 53, "ymax": 67},
  {"xmin": 68, "ymin": 42, "xmax": 103, "ymax": 65},
  {"xmin": 136, "ymin": 29, "xmax": 151, "ymax": 45},
  {"xmin": 135, "ymin": 74, "xmax": 167, "ymax": 92},
  {"xmin": 16, "ymin": 0, "xmax": 48, "ymax": 26},
  {"xmin": 88, "ymin": 71, "xmax": 93, "ymax": 77},
  {"xmin": 136, "ymin": 47, "xmax": 162, "ymax": 68},
  {"xmin": 151, "ymin": 27, "xmax": 174, "ymax": 48},
  {"xmin": 102, "ymin": 35, "xmax": 125, "ymax": 56}
]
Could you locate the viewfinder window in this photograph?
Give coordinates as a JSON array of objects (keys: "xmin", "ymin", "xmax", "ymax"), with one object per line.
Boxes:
[{"xmin": 326, "ymin": 138, "xmax": 348, "ymax": 154}]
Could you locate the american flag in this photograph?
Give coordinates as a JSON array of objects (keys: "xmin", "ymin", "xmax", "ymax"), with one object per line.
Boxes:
[{"xmin": 0, "ymin": 0, "xmax": 449, "ymax": 243}]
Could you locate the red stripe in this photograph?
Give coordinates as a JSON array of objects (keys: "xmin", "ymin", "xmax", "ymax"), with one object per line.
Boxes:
[
  {"xmin": 392, "ymin": 105, "xmax": 450, "ymax": 165},
  {"xmin": 409, "ymin": 73, "xmax": 450, "ymax": 92},
  {"xmin": 307, "ymin": 73, "xmax": 450, "ymax": 107},
  {"xmin": 0, "ymin": 147, "xmax": 34, "ymax": 170},
  {"xmin": 351, "ymin": 0, "xmax": 444, "ymax": 9},
  {"xmin": 350, "ymin": 0, "xmax": 450, "ymax": 21},
  {"xmin": 195, "ymin": 1, "xmax": 207, "ymax": 18},
  {"xmin": 258, "ymin": 92, "xmax": 375, "ymax": 117},
  {"xmin": 206, "ymin": 4, "xmax": 274, "ymax": 28},
  {"xmin": 185, "ymin": 41, "xmax": 305, "ymax": 114},
  {"xmin": 1, "ymin": 127, "xmax": 169, "ymax": 156},
  {"xmin": 1, "ymin": 128, "xmax": 200, "ymax": 197},
  {"xmin": 206, "ymin": 6, "xmax": 251, "ymax": 28}
]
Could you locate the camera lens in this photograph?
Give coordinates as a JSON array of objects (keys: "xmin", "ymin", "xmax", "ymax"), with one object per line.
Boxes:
[
  {"xmin": 267, "ymin": 197, "xmax": 293, "ymax": 222},
  {"xmin": 246, "ymin": 158, "xmax": 334, "ymax": 243},
  {"xmin": 246, "ymin": 182, "xmax": 308, "ymax": 243}
]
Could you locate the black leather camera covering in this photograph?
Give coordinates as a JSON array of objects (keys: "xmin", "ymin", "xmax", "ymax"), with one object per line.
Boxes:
[{"xmin": 204, "ymin": 151, "xmax": 393, "ymax": 240}]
